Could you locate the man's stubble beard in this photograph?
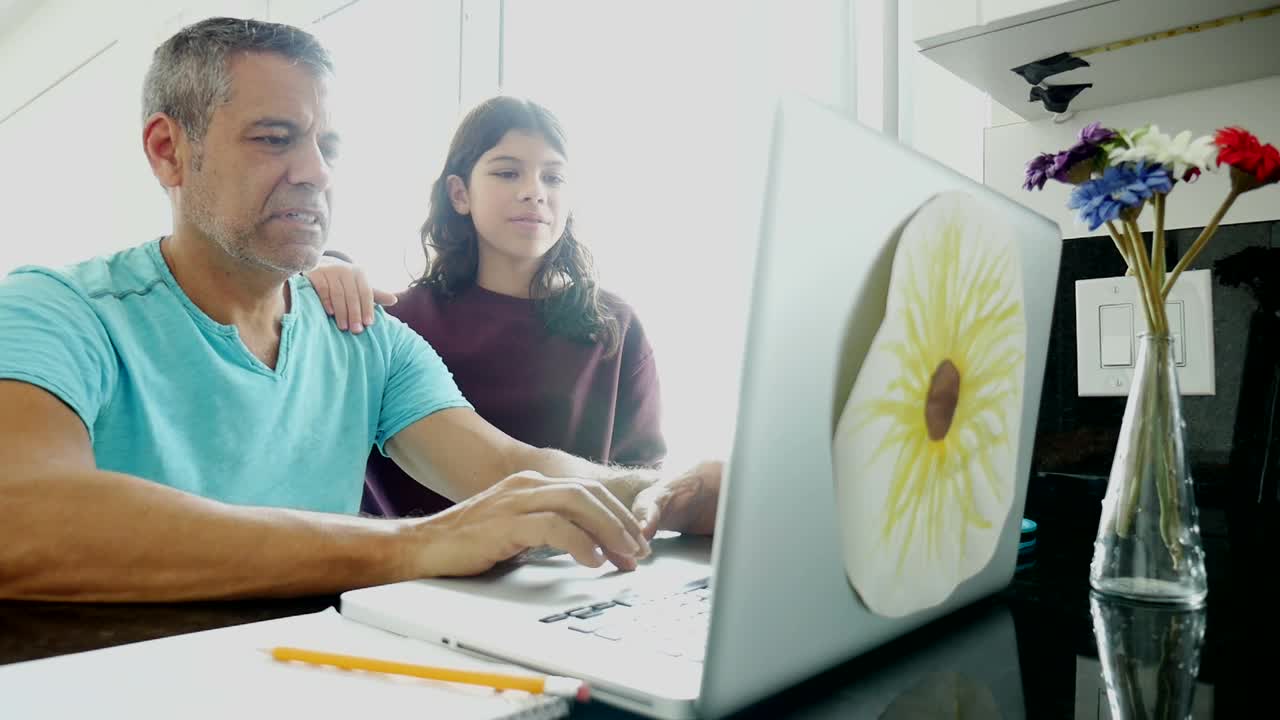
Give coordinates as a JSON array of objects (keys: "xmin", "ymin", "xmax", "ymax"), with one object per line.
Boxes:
[{"xmin": 184, "ymin": 166, "xmax": 320, "ymax": 275}]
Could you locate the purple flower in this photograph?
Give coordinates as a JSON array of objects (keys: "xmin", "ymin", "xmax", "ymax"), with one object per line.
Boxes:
[
  {"xmin": 1024, "ymin": 122, "xmax": 1119, "ymax": 189},
  {"xmin": 1078, "ymin": 121, "xmax": 1115, "ymax": 146},
  {"xmin": 1048, "ymin": 147, "xmax": 1092, "ymax": 182},
  {"xmin": 1024, "ymin": 153, "xmax": 1055, "ymax": 190},
  {"xmin": 1053, "ymin": 123, "xmax": 1118, "ymax": 181},
  {"xmin": 1067, "ymin": 162, "xmax": 1172, "ymax": 231}
]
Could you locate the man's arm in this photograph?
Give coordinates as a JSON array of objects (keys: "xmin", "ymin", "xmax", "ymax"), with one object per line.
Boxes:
[
  {"xmin": 0, "ymin": 382, "xmax": 649, "ymax": 601},
  {"xmin": 0, "ymin": 273, "xmax": 418, "ymax": 601},
  {"xmin": 0, "ymin": 380, "xmax": 418, "ymax": 601}
]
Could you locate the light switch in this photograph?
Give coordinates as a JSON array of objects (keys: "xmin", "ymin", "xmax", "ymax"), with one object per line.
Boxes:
[
  {"xmin": 1076, "ymin": 269, "xmax": 1214, "ymax": 396},
  {"xmin": 1166, "ymin": 301, "xmax": 1186, "ymax": 366},
  {"xmin": 1099, "ymin": 304, "xmax": 1133, "ymax": 367}
]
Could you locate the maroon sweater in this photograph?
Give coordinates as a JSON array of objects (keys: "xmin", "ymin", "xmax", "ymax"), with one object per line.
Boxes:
[{"xmin": 362, "ymin": 283, "xmax": 666, "ymax": 517}]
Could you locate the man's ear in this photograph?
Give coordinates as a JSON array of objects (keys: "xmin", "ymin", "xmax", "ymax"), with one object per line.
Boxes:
[
  {"xmin": 446, "ymin": 175, "xmax": 470, "ymax": 215},
  {"xmin": 142, "ymin": 113, "xmax": 187, "ymax": 188}
]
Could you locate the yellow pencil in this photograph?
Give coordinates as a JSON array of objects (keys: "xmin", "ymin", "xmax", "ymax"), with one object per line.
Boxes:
[{"xmin": 268, "ymin": 646, "xmax": 591, "ymax": 702}]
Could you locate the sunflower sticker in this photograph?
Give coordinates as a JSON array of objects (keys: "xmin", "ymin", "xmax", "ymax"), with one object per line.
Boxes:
[{"xmin": 833, "ymin": 191, "xmax": 1026, "ymax": 618}]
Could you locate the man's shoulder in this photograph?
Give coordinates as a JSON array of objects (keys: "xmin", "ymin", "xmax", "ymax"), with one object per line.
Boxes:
[
  {"xmin": 4, "ymin": 240, "xmax": 165, "ymax": 306},
  {"xmin": 291, "ymin": 275, "xmax": 428, "ymax": 357}
]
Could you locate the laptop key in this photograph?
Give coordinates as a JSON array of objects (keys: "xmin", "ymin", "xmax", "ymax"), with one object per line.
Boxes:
[
  {"xmin": 590, "ymin": 601, "xmax": 617, "ymax": 611},
  {"xmin": 569, "ymin": 607, "xmax": 605, "ymax": 619},
  {"xmin": 538, "ymin": 612, "xmax": 570, "ymax": 623}
]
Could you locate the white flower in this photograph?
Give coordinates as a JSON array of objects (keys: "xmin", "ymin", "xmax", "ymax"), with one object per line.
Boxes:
[{"xmin": 1109, "ymin": 125, "xmax": 1216, "ymax": 180}]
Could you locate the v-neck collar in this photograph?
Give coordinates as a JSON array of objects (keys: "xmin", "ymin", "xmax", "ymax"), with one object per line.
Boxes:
[{"xmin": 146, "ymin": 239, "xmax": 298, "ymax": 378}]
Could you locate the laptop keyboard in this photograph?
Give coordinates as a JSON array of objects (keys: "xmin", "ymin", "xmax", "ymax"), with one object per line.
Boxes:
[{"xmin": 536, "ymin": 577, "xmax": 711, "ymax": 662}]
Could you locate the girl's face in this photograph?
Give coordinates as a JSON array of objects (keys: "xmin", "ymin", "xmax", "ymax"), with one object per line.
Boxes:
[{"xmin": 448, "ymin": 130, "xmax": 570, "ymax": 266}]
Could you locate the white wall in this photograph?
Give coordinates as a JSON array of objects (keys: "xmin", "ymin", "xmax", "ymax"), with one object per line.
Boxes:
[
  {"xmin": 305, "ymin": 1, "xmax": 462, "ymax": 289},
  {"xmin": 906, "ymin": 52, "xmax": 989, "ymax": 181},
  {"xmin": 498, "ymin": 0, "xmax": 842, "ymax": 469},
  {"xmin": 0, "ymin": 0, "xmax": 462, "ymax": 286},
  {"xmin": 0, "ymin": 0, "xmax": 271, "ymax": 274},
  {"xmin": 892, "ymin": 0, "xmax": 992, "ymax": 183}
]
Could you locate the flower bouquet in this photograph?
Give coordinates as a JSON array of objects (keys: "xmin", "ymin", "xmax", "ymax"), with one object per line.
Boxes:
[{"xmin": 1025, "ymin": 123, "xmax": 1280, "ymax": 604}]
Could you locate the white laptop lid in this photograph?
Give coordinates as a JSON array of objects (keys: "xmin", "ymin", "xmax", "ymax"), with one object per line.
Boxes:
[{"xmin": 696, "ymin": 95, "xmax": 1059, "ymax": 718}]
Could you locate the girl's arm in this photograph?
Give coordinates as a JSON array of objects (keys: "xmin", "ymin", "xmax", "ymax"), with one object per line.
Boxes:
[{"xmin": 609, "ymin": 312, "xmax": 667, "ymax": 468}]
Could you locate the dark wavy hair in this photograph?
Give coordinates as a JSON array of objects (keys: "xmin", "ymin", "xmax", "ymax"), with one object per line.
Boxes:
[{"xmin": 416, "ymin": 96, "xmax": 620, "ymax": 355}]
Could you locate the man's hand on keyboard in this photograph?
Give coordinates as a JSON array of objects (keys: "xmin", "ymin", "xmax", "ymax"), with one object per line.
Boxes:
[
  {"xmin": 631, "ymin": 460, "xmax": 723, "ymax": 541},
  {"xmin": 414, "ymin": 471, "xmax": 652, "ymax": 577}
]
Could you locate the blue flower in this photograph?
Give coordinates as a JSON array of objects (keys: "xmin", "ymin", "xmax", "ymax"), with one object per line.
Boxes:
[
  {"xmin": 1067, "ymin": 162, "xmax": 1173, "ymax": 230},
  {"xmin": 1135, "ymin": 161, "xmax": 1174, "ymax": 195}
]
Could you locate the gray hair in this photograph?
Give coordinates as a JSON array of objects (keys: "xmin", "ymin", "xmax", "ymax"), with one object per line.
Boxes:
[{"xmin": 142, "ymin": 16, "xmax": 334, "ymax": 144}]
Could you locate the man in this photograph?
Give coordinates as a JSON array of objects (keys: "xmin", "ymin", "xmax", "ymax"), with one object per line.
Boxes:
[{"xmin": 0, "ymin": 17, "xmax": 719, "ymax": 602}]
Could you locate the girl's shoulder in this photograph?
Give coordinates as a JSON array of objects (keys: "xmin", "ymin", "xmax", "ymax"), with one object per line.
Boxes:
[
  {"xmin": 595, "ymin": 288, "xmax": 657, "ymax": 355},
  {"xmin": 596, "ymin": 287, "xmax": 640, "ymax": 327},
  {"xmin": 394, "ymin": 282, "xmax": 441, "ymax": 305},
  {"xmin": 383, "ymin": 282, "xmax": 448, "ymax": 326}
]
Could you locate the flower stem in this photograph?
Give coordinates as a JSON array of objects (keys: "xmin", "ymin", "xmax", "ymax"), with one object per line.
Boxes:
[
  {"xmin": 1114, "ymin": 214, "xmax": 1163, "ymax": 540},
  {"xmin": 1117, "ymin": 221, "xmax": 1156, "ymax": 331},
  {"xmin": 1152, "ymin": 192, "xmax": 1167, "ymax": 283},
  {"xmin": 1163, "ymin": 188, "xmax": 1240, "ymax": 298},
  {"xmin": 1152, "ymin": 360, "xmax": 1182, "ymax": 568},
  {"xmin": 1115, "ymin": 381, "xmax": 1149, "ymax": 538},
  {"xmin": 1124, "ymin": 220, "xmax": 1164, "ymax": 335},
  {"xmin": 1105, "ymin": 221, "xmax": 1135, "ymax": 276}
]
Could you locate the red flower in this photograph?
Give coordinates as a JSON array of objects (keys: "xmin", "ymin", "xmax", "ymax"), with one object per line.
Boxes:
[{"xmin": 1215, "ymin": 127, "xmax": 1280, "ymax": 186}]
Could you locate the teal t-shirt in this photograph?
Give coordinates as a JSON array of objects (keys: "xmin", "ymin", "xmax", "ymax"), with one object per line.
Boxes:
[{"xmin": 0, "ymin": 239, "xmax": 471, "ymax": 514}]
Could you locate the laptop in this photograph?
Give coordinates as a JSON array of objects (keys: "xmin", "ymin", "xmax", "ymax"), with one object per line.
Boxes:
[{"xmin": 340, "ymin": 95, "xmax": 1061, "ymax": 719}]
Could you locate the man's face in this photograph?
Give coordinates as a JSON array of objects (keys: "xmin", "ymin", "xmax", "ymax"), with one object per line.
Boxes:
[{"xmin": 181, "ymin": 52, "xmax": 339, "ymax": 274}]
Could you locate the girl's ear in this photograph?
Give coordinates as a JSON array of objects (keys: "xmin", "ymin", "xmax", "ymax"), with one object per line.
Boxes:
[{"xmin": 446, "ymin": 175, "xmax": 470, "ymax": 215}]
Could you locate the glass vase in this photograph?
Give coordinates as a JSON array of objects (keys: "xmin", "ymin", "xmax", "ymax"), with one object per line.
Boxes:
[
  {"xmin": 1090, "ymin": 591, "xmax": 1208, "ymax": 720},
  {"xmin": 1090, "ymin": 332, "xmax": 1208, "ymax": 605}
]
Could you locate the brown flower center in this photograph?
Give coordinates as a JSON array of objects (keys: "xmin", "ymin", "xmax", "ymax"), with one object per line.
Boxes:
[{"xmin": 925, "ymin": 359, "xmax": 961, "ymax": 441}]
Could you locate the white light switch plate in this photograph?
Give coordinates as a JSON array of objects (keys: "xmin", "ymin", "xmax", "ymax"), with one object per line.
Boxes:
[{"xmin": 1075, "ymin": 269, "xmax": 1215, "ymax": 396}]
